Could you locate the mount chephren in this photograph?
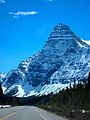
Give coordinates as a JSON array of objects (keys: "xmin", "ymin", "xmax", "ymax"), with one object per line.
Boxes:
[{"xmin": 0, "ymin": 23, "xmax": 90, "ymax": 97}]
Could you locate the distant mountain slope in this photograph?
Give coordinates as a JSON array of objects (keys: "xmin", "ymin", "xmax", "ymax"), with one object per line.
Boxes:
[{"xmin": 1, "ymin": 23, "xmax": 90, "ymax": 97}]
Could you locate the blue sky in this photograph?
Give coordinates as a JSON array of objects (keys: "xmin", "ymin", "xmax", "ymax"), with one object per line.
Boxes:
[{"xmin": 0, "ymin": 0, "xmax": 90, "ymax": 72}]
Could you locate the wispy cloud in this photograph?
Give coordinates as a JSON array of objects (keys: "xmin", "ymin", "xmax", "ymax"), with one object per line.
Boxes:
[
  {"xmin": 45, "ymin": 0, "xmax": 53, "ymax": 2},
  {"xmin": 0, "ymin": 0, "xmax": 5, "ymax": 4},
  {"xmin": 48, "ymin": 0, "xmax": 53, "ymax": 1},
  {"xmin": 9, "ymin": 11, "xmax": 38, "ymax": 18}
]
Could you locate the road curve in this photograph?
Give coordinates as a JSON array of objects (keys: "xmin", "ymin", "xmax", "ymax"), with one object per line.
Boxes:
[{"xmin": 0, "ymin": 106, "xmax": 68, "ymax": 120}]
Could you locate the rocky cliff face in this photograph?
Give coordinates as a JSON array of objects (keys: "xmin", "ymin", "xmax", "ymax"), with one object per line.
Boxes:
[{"xmin": 1, "ymin": 23, "xmax": 90, "ymax": 97}]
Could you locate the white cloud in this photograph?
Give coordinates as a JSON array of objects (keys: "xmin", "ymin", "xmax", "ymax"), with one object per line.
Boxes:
[
  {"xmin": 45, "ymin": 0, "xmax": 53, "ymax": 2},
  {"xmin": 9, "ymin": 11, "xmax": 38, "ymax": 18},
  {"xmin": 0, "ymin": 0, "xmax": 5, "ymax": 4},
  {"xmin": 43, "ymin": 0, "xmax": 53, "ymax": 2},
  {"xmin": 48, "ymin": 0, "xmax": 53, "ymax": 1}
]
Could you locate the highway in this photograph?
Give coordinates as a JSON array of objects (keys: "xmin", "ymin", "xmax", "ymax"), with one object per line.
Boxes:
[{"xmin": 0, "ymin": 106, "xmax": 68, "ymax": 120}]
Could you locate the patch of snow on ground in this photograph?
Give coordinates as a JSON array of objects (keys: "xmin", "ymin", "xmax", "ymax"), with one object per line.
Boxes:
[{"xmin": 0, "ymin": 105, "xmax": 11, "ymax": 108}]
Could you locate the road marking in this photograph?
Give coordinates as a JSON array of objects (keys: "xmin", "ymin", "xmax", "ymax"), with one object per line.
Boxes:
[
  {"xmin": 39, "ymin": 113, "xmax": 48, "ymax": 120},
  {"xmin": 0, "ymin": 111, "xmax": 16, "ymax": 120},
  {"xmin": 33, "ymin": 107, "xmax": 48, "ymax": 120}
]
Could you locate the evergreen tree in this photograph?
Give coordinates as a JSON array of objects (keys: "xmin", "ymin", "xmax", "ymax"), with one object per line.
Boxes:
[
  {"xmin": 73, "ymin": 78, "xmax": 76, "ymax": 89},
  {"xmin": 69, "ymin": 82, "xmax": 72, "ymax": 90},
  {"xmin": 0, "ymin": 83, "xmax": 3, "ymax": 96},
  {"xmin": 87, "ymin": 72, "xmax": 90, "ymax": 89},
  {"xmin": 0, "ymin": 83, "xmax": 3, "ymax": 105}
]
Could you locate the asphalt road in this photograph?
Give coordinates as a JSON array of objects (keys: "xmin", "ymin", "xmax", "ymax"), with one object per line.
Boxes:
[{"xmin": 0, "ymin": 106, "xmax": 68, "ymax": 120}]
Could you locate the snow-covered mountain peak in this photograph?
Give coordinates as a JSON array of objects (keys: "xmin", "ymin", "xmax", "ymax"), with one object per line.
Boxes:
[
  {"xmin": 54, "ymin": 23, "xmax": 70, "ymax": 30},
  {"xmin": 1, "ymin": 23, "xmax": 90, "ymax": 97},
  {"xmin": 44, "ymin": 23, "xmax": 83, "ymax": 56},
  {"xmin": 55, "ymin": 23, "xmax": 72, "ymax": 29},
  {"xmin": 49, "ymin": 23, "xmax": 75, "ymax": 39},
  {"xmin": 44, "ymin": 23, "xmax": 90, "ymax": 52}
]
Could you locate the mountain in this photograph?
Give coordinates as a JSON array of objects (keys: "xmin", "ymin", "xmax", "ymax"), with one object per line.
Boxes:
[{"xmin": 1, "ymin": 23, "xmax": 90, "ymax": 97}]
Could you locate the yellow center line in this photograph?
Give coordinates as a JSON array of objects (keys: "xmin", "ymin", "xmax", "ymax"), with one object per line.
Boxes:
[{"xmin": 0, "ymin": 111, "xmax": 17, "ymax": 120}]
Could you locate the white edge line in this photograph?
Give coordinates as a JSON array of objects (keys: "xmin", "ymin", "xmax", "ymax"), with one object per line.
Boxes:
[
  {"xmin": 33, "ymin": 107, "xmax": 48, "ymax": 120},
  {"xmin": 39, "ymin": 113, "xmax": 48, "ymax": 120}
]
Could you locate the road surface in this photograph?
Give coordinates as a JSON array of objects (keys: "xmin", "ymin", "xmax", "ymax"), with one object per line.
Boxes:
[{"xmin": 0, "ymin": 106, "xmax": 68, "ymax": 120}]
